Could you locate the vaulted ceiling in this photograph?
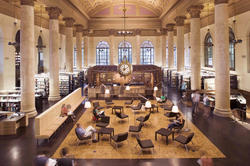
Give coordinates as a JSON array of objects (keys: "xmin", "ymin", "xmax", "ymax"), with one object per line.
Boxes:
[{"xmin": 68, "ymin": 0, "xmax": 169, "ymax": 18}]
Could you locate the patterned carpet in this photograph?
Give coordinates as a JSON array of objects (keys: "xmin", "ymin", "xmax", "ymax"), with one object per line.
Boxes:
[{"xmin": 52, "ymin": 100, "xmax": 225, "ymax": 159}]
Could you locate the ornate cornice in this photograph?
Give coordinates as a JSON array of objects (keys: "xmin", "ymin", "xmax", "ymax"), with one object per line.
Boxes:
[
  {"xmin": 20, "ymin": 0, "xmax": 34, "ymax": 6},
  {"xmin": 63, "ymin": 17, "xmax": 75, "ymax": 27},
  {"xmin": 75, "ymin": 24, "xmax": 84, "ymax": 32},
  {"xmin": 166, "ymin": 23, "xmax": 175, "ymax": 31},
  {"xmin": 46, "ymin": 7, "xmax": 62, "ymax": 20},
  {"xmin": 187, "ymin": 5, "xmax": 204, "ymax": 18},
  {"xmin": 82, "ymin": 30, "xmax": 89, "ymax": 36},
  {"xmin": 175, "ymin": 16, "xmax": 186, "ymax": 26},
  {"xmin": 214, "ymin": 0, "xmax": 229, "ymax": 5},
  {"xmin": 109, "ymin": 29, "xmax": 116, "ymax": 36},
  {"xmin": 135, "ymin": 29, "xmax": 141, "ymax": 36},
  {"xmin": 161, "ymin": 28, "xmax": 167, "ymax": 35}
]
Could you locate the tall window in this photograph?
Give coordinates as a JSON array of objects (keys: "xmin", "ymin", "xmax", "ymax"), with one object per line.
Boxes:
[
  {"xmin": 82, "ymin": 41, "xmax": 84, "ymax": 68},
  {"xmin": 229, "ymin": 28, "xmax": 235, "ymax": 70},
  {"xmin": 96, "ymin": 41, "xmax": 110, "ymax": 65},
  {"xmin": 140, "ymin": 41, "xmax": 154, "ymax": 64},
  {"xmin": 73, "ymin": 47, "xmax": 77, "ymax": 69},
  {"xmin": 118, "ymin": 41, "xmax": 132, "ymax": 63},
  {"xmin": 37, "ymin": 36, "xmax": 44, "ymax": 73},
  {"xmin": 185, "ymin": 47, "xmax": 191, "ymax": 68},
  {"xmin": 174, "ymin": 46, "xmax": 177, "ymax": 68},
  {"xmin": 204, "ymin": 32, "xmax": 213, "ymax": 67},
  {"xmin": 166, "ymin": 45, "xmax": 177, "ymax": 68}
]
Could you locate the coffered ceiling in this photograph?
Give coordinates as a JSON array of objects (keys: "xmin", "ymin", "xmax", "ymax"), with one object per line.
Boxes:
[{"xmin": 69, "ymin": 0, "xmax": 169, "ymax": 18}]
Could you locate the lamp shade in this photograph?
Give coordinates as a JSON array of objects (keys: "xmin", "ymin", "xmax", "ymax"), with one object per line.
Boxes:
[
  {"xmin": 105, "ymin": 89, "xmax": 110, "ymax": 94},
  {"xmin": 145, "ymin": 101, "xmax": 152, "ymax": 108},
  {"xmin": 172, "ymin": 105, "xmax": 179, "ymax": 113},
  {"xmin": 84, "ymin": 101, "xmax": 91, "ymax": 109},
  {"xmin": 154, "ymin": 86, "xmax": 158, "ymax": 91},
  {"xmin": 125, "ymin": 85, "xmax": 130, "ymax": 90}
]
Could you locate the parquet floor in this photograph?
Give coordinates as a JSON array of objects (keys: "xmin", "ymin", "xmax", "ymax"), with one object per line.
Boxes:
[{"xmin": 52, "ymin": 100, "xmax": 225, "ymax": 159}]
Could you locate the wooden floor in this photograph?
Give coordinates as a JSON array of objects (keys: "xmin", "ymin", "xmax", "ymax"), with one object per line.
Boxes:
[{"xmin": 52, "ymin": 100, "xmax": 224, "ymax": 159}]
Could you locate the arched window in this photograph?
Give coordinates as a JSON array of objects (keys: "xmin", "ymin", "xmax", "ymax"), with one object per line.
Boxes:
[
  {"xmin": 96, "ymin": 41, "xmax": 110, "ymax": 65},
  {"xmin": 140, "ymin": 41, "xmax": 154, "ymax": 64},
  {"xmin": 204, "ymin": 32, "xmax": 213, "ymax": 67},
  {"xmin": 229, "ymin": 28, "xmax": 235, "ymax": 70},
  {"xmin": 37, "ymin": 36, "xmax": 44, "ymax": 73},
  {"xmin": 118, "ymin": 41, "xmax": 132, "ymax": 64}
]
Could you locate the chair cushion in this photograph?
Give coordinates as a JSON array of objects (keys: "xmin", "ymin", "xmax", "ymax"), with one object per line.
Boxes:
[
  {"xmin": 175, "ymin": 135, "xmax": 187, "ymax": 144},
  {"xmin": 111, "ymin": 135, "xmax": 118, "ymax": 141},
  {"xmin": 129, "ymin": 126, "xmax": 139, "ymax": 132},
  {"xmin": 140, "ymin": 139, "xmax": 154, "ymax": 148},
  {"xmin": 136, "ymin": 116, "xmax": 144, "ymax": 122},
  {"xmin": 96, "ymin": 122, "xmax": 108, "ymax": 127},
  {"xmin": 120, "ymin": 114, "xmax": 128, "ymax": 119},
  {"xmin": 156, "ymin": 128, "xmax": 172, "ymax": 136}
]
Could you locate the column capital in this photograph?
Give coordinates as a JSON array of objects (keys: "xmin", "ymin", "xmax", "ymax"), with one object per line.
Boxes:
[
  {"xmin": 20, "ymin": 0, "xmax": 34, "ymax": 6},
  {"xmin": 214, "ymin": 0, "xmax": 229, "ymax": 5},
  {"xmin": 46, "ymin": 7, "xmax": 62, "ymax": 19},
  {"xmin": 166, "ymin": 23, "xmax": 175, "ymax": 31},
  {"xmin": 75, "ymin": 24, "xmax": 84, "ymax": 32},
  {"xmin": 187, "ymin": 5, "xmax": 204, "ymax": 18},
  {"xmin": 135, "ymin": 29, "xmax": 141, "ymax": 35},
  {"xmin": 63, "ymin": 17, "xmax": 75, "ymax": 27},
  {"xmin": 175, "ymin": 16, "xmax": 186, "ymax": 26}
]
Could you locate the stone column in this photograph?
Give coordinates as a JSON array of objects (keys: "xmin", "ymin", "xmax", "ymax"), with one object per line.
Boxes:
[
  {"xmin": 214, "ymin": 0, "xmax": 231, "ymax": 117},
  {"xmin": 109, "ymin": 29, "xmax": 115, "ymax": 65},
  {"xmin": 75, "ymin": 24, "xmax": 83, "ymax": 70},
  {"xmin": 175, "ymin": 16, "xmax": 186, "ymax": 72},
  {"xmin": 161, "ymin": 29, "xmax": 167, "ymax": 67},
  {"xmin": 83, "ymin": 30, "xmax": 88, "ymax": 67},
  {"xmin": 20, "ymin": 0, "xmax": 37, "ymax": 117},
  {"xmin": 46, "ymin": 7, "xmax": 62, "ymax": 101},
  {"xmin": 63, "ymin": 17, "xmax": 75, "ymax": 72},
  {"xmin": 135, "ymin": 29, "xmax": 141, "ymax": 64},
  {"xmin": 166, "ymin": 24, "xmax": 175, "ymax": 69},
  {"xmin": 187, "ymin": 5, "xmax": 203, "ymax": 90}
]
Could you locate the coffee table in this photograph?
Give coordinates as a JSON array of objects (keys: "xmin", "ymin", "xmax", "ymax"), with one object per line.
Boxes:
[
  {"xmin": 97, "ymin": 127, "xmax": 114, "ymax": 142},
  {"xmin": 155, "ymin": 128, "xmax": 174, "ymax": 144}
]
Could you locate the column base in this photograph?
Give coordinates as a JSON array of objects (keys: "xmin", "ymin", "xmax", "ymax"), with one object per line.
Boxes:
[
  {"xmin": 21, "ymin": 108, "xmax": 37, "ymax": 118},
  {"xmin": 213, "ymin": 108, "xmax": 232, "ymax": 117},
  {"xmin": 48, "ymin": 95, "xmax": 61, "ymax": 101}
]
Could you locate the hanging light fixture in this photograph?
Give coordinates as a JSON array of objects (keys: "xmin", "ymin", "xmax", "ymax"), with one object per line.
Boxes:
[
  {"xmin": 40, "ymin": 5, "xmax": 43, "ymax": 33},
  {"xmin": 122, "ymin": 0, "xmax": 127, "ymax": 60}
]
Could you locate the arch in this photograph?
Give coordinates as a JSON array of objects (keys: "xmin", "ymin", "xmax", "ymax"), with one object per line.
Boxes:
[
  {"xmin": 37, "ymin": 36, "xmax": 44, "ymax": 73},
  {"xmin": 140, "ymin": 40, "xmax": 154, "ymax": 64},
  {"xmin": 229, "ymin": 27, "xmax": 236, "ymax": 70},
  {"xmin": 118, "ymin": 41, "xmax": 132, "ymax": 64},
  {"xmin": 96, "ymin": 41, "xmax": 110, "ymax": 65},
  {"xmin": 204, "ymin": 32, "xmax": 213, "ymax": 67}
]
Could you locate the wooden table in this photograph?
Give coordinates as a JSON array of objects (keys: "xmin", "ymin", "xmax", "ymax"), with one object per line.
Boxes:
[{"xmin": 0, "ymin": 112, "xmax": 28, "ymax": 135}]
